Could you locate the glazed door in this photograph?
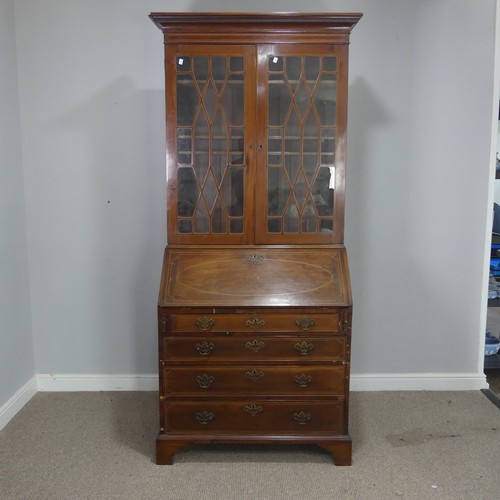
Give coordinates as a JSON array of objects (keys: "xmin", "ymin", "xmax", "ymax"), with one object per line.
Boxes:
[
  {"xmin": 166, "ymin": 45, "xmax": 256, "ymax": 244},
  {"xmin": 255, "ymin": 45, "xmax": 348, "ymax": 244}
]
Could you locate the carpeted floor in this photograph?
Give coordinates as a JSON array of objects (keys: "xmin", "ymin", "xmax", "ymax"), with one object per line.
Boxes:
[{"xmin": 1, "ymin": 391, "xmax": 499, "ymax": 500}]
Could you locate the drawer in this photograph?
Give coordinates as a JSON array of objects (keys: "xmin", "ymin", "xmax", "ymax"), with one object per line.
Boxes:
[
  {"xmin": 163, "ymin": 336, "xmax": 346, "ymax": 361},
  {"xmin": 169, "ymin": 313, "xmax": 341, "ymax": 334},
  {"xmin": 162, "ymin": 366, "xmax": 345, "ymax": 396},
  {"xmin": 163, "ymin": 401, "xmax": 345, "ymax": 434}
]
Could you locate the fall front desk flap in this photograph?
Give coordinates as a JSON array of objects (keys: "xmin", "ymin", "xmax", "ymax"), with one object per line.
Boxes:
[{"xmin": 159, "ymin": 247, "xmax": 351, "ymax": 308}]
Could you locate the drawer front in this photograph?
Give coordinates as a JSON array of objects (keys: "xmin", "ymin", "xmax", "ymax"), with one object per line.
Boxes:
[
  {"xmin": 162, "ymin": 366, "xmax": 345, "ymax": 396},
  {"xmin": 163, "ymin": 401, "xmax": 344, "ymax": 434},
  {"xmin": 169, "ymin": 313, "xmax": 340, "ymax": 334},
  {"xmin": 163, "ymin": 336, "xmax": 346, "ymax": 361}
]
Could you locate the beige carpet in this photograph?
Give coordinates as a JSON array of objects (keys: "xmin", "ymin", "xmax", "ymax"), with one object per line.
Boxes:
[{"xmin": 1, "ymin": 391, "xmax": 499, "ymax": 500}]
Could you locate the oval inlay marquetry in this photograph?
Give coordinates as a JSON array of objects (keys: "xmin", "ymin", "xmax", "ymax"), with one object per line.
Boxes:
[{"xmin": 177, "ymin": 258, "xmax": 333, "ymax": 296}]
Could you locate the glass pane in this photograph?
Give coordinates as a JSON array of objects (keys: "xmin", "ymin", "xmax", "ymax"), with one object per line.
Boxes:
[
  {"xmin": 212, "ymin": 56, "xmax": 227, "ymax": 92},
  {"xmin": 211, "ymin": 110, "xmax": 227, "ymax": 183},
  {"xmin": 284, "ymin": 202, "xmax": 299, "ymax": 233},
  {"xmin": 203, "ymin": 81, "xmax": 218, "ymax": 122},
  {"xmin": 178, "ymin": 167, "xmax": 199, "ymax": 217},
  {"xmin": 294, "ymin": 170, "xmax": 308, "ymax": 211},
  {"xmin": 221, "ymin": 167, "xmax": 244, "ymax": 216},
  {"xmin": 286, "ymin": 56, "xmax": 301, "ymax": 92},
  {"xmin": 268, "ymin": 219, "xmax": 281, "ymax": 233},
  {"xmin": 176, "ymin": 56, "xmax": 190, "ymax": 72},
  {"xmin": 194, "ymin": 201, "xmax": 209, "ymax": 233},
  {"xmin": 177, "ymin": 129, "xmax": 192, "ymax": 165},
  {"xmin": 203, "ymin": 172, "xmax": 218, "ymax": 211},
  {"xmin": 230, "ymin": 129, "xmax": 244, "ymax": 164},
  {"xmin": 268, "ymin": 128, "xmax": 282, "ymax": 166},
  {"xmin": 230, "ymin": 57, "xmax": 244, "ymax": 72},
  {"xmin": 194, "ymin": 110, "xmax": 210, "ymax": 183},
  {"xmin": 294, "ymin": 79, "xmax": 310, "ymax": 119},
  {"xmin": 321, "ymin": 128, "xmax": 335, "ymax": 165},
  {"xmin": 177, "ymin": 75, "xmax": 199, "ymax": 126},
  {"xmin": 312, "ymin": 166, "xmax": 334, "ymax": 216},
  {"xmin": 323, "ymin": 56, "xmax": 337, "ymax": 72},
  {"xmin": 230, "ymin": 219, "xmax": 244, "ymax": 233},
  {"xmin": 221, "ymin": 74, "xmax": 244, "ymax": 126},
  {"xmin": 320, "ymin": 219, "xmax": 333, "ymax": 233},
  {"xmin": 211, "ymin": 199, "xmax": 226, "ymax": 233},
  {"xmin": 178, "ymin": 219, "xmax": 192, "ymax": 233},
  {"xmin": 268, "ymin": 167, "xmax": 290, "ymax": 216},
  {"xmin": 285, "ymin": 154, "xmax": 300, "ymax": 184},
  {"xmin": 194, "ymin": 57, "xmax": 208, "ymax": 88},
  {"xmin": 268, "ymin": 78, "xmax": 291, "ymax": 126},
  {"xmin": 314, "ymin": 75, "xmax": 337, "ymax": 126},
  {"xmin": 302, "ymin": 199, "xmax": 317, "ymax": 233},
  {"xmin": 268, "ymin": 55, "xmax": 283, "ymax": 72},
  {"xmin": 305, "ymin": 57, "xmax": 320, "ymax": 81},
  {"xmin": 211, "ymin": 154, "xmax": 227, "ymax": 185}
]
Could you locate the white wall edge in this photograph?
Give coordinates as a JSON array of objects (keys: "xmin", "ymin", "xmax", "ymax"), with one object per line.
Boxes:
[
  {"xmin": 0, "ymin": 376, "xmax": 38, "ymax": 431},
  {"xmin": 36, "ymin": 374, "xmax": 158, "ymax": 392},
  {"xmin": 351, "ymin": 373, "xmax": 489, "ymax": 391}
]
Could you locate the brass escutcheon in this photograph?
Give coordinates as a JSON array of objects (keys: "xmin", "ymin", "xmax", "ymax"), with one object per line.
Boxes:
[
  {"xmin": 195, "ymin": 341, "xmax": 215, "ymax": 356},
  {"xmin": 295, "ymin": 317, "xmax": 315, "ymax": 331},
  {"xmin": 195, "ymin": 316, "xmax": 215, "ymax": 331},
  {"xmin": 195, "ymin": 411, "xmax": 215, "ymax": 425},
  {"xmin": 245, "ymin": 254, "xmax": 264, "ymax": 264},
  {"xmin": 294, "ymin": 341, "xmax": 314, "ymax": 356},
  {"xmin": 294, "ymin": 373, "xmax": 313, "ymax": 388},
  {"xmin": 246, "ymin": 317, "xmax": 266, "ymax": 330},
  {"xmin": 245, "ymin": 339, "xmax": 265, "ymax": 352},
  {"xmin": 244, "ymin": 404, "xmax": 263, "ymax": 416},
  {"xmin": 196, "ymin": 373, "xmax": 215, "ymax": 389},
  {"xmin": 293, "ymin": 411, "xmax": 311, "ymax": 424},
  {"xmin": 245, "ymin": 369, "xmax": 264, "ymax": 382}
]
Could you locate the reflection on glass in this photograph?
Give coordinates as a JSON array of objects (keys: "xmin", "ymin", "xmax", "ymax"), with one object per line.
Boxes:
[
  {"xmin": 194, "ymin": 201, "xmax": 209, "ymax": 233},
  {"xmin": 178, "ymin": 167, "xmax": 199, "ymax": 217},
  {"xmin": 268, "ymin": 167, "xmax": 290, "ymax": 216},
  {"xmin": 178, "ymin": 220, "xmax": 192, "ymax": 233},
  {"xmin": 266, "ymin": 54, "xmax": 337, "ymax": 236},
  {"xmin": 177, "ymin": 75, "xmax": 198, "ymax": 126},
  {"xmin": 314, "ymin": 75, "xmax": 337, "ymax": 126},
  {"xmin": 284, "ymin": 202, "xmax": 299, "ymax": 233},
  {"xmin": 176, "ymin": 54, "xmax": 246, "ymax": 236},
  {"xmin": 221, "ymin": 167, "xmax": 244, "ymax": 216},
  {"xmin": 312, "ymin": 167, "xmax": 334, "ymax": 216}
]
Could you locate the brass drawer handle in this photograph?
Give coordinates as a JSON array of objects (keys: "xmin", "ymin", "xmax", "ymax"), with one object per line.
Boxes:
[
  {"xmin": 195, "ymin": 341, "xmax": 215, "ymax": 356},
  {"xmin": 295, "ymin": 317, "xmax": 315, "ymax": 331},
  {"xmin": 244, "ymin": 404, "xmax": 263, "ymax": 416},
  {"xmin": 294, "ymin": 373, "xmax": 313, "ymax": 387},
  {"xmin": 195, "ymin": 411, "xmax": 215, "ymax": 425},
  {"xmin": 195, "ymin": 316, "xmax": 215, "ymax": 331},
  {"xmin": 294, "ymin": 341, "xmax": 314, "ymax": 356},
  {"xmin": 293, "ymin": 411, "xmax": 311, "ymax": 425},
  {"xmin": 246, "ymin": 317, "xmax": 266, "ymax": 330},
  {"xmin": 245, "ymin": 369, "xmax": 264, "ymax": 382},
  {"xmin": 196, "ymin": 374, "xmax": 215, "ymax": 389},
  {"xmin": 246, "ymin": 339, "xmax": 265, "ymax": 352}
]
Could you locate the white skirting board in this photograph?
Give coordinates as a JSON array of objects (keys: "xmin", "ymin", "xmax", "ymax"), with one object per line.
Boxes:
[
  {"xmin": 0, "ymin": 376, "xmax": 38, "ymax": 431},
  {"xmin": 0, "ymin": 372, "xmax": 489, "ymax": 431}
]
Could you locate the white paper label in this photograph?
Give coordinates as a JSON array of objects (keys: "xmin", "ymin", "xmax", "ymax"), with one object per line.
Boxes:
[
  {"xmin": 178, "ymin": 58, "xmax": 184, "ymax": 66},
  {"xmin": 273, "ymin": 57, "xmax": 278, "ymax": 64},
  {"xmin": 329, "ymin": 167, "xmax": 336, "ymax": 189}
]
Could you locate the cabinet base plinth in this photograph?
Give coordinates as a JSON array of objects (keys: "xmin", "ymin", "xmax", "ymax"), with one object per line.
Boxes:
[{"xmin": 156, "ymin": 434, "xmax": 352, "ymax": 465}]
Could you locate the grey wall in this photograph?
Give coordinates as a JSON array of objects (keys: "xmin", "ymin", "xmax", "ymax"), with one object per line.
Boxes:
[
  {"xmin": 0, "ymin": 0, "xmax": 34, "ymax": 405},
  {"xmin": 3, "ymin": 0, "xmax": 496, "ymax": 388}
]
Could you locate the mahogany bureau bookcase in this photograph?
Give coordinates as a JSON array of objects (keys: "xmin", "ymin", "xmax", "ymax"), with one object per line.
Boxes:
[{"xmin": 149, "ymin": 12, "xmax": 362, "ymax": 465}]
